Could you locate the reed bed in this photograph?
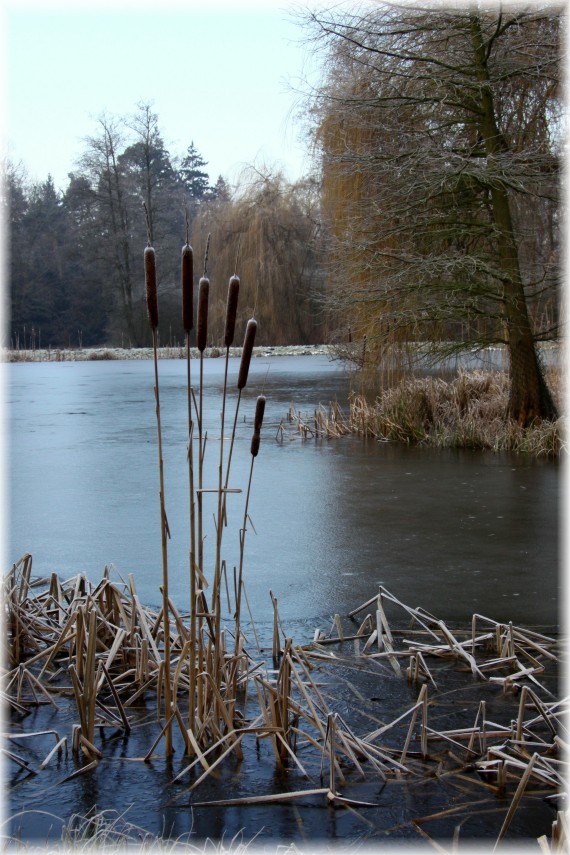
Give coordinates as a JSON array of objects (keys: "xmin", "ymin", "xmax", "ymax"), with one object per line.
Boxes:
[
  {"xmin": 291, "ymin": 370, "xmax": 565, "ymax": 456},
  {"xmin": 3, "ymin": 552, "xmax": 567, "ymax": 850}
]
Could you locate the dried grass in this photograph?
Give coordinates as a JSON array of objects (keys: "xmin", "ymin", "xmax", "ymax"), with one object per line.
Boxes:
[
  {"xmin": 4, "ymin": 553, "xmax": 566, "ymax": 850},
  {"xmin": 299, "ymin": 370, "xmax": 564, "ymax": 456}
]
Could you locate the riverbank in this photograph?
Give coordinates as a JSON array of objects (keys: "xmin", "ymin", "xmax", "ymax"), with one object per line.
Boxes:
[{"xmin": 3, "ymin": 344, "xmax": 334, "ymax": 362}]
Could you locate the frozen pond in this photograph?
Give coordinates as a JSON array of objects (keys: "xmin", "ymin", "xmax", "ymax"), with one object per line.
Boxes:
[{"xmin": 7, "ymin": 355, "xmax": 560, "ymax": 635}]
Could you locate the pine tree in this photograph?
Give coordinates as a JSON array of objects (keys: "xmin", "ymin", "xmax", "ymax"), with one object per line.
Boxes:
[{"xmin": 179, "ymin": 142, "xmax": 211, "ymax": 203}]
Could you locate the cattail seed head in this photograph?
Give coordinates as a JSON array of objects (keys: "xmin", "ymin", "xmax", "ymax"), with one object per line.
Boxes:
[
  {"xmin": 250, "ymin": 430, "xmax": 261, "ymax": 458},
  {"xmin": 223, "ymin": 275, "xmax": 240, "ymax": 347},
  {"xmin": 254, "ymin": 394, "xmax": 266, "ymax": 432},
  {"xmin": 196, "ymin": 276, "xmax": 209, "ymax": 352},
  {"xmin": 144, "ymin": 245, "xmax": 158, "ymax": 330},
  {"xmin": 237, "ymin": 318, "xmax": 257, "ymax": 390},
  {"xmin": 181, "ymin": 244, "xmax": 194, "ymax": 333}
]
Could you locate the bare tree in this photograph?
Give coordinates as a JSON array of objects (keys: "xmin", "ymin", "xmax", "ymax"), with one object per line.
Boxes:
[
  {"xmin": 301, "ymin": 2, "xmax": 561, "ymax": 423},
  {"xmin": 79, "ymin": 115, "xmax": 142, "ymax": 345}
]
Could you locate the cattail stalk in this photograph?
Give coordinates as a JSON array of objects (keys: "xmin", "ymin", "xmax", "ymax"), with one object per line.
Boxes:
[
  {"xmin": 182, "ymin": 241, "xmax": 197, "ymax": 740},
  {"xmin": 145, "ymin": 243, "xmax": 173, "ymax": 756},
  {"xmin": 196, "ymin": 273, "xmax": 209, "ymax": 574},
  {"xmin": 234, "ymin": 395, "xmax": 265, "ymax": 659},
  {"xmin": 222, "ymin": 318, "xmax": 258, "ymax": 506},
  {"xmin": 212, "ymin": 276, "xmax": 241, "ymax": 658}
]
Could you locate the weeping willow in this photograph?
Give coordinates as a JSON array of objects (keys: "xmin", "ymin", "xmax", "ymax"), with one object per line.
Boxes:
[{"xmin": 189, "ymin": 171, "xmax": 322, "ymax": 347}]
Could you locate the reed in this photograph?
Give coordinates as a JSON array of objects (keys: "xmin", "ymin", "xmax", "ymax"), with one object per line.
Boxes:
[
  {"xmin": 4, "ymin": 556, "xmax": 564, "ymax": 850},
  {"xmin": 196, "ymin": 263, "xmax": 210, "ymax": 576},
  {"xmin": 212, "ymin": 273, "xmax": 241, "ymax": 680},
  {"xmin": 144, "ymin": 225, "xmax": 173, "ymax": 756},
  {"xmin": 181, "ymin": 235, "xmax": 198, "ymax": 738},
  {"xmin": 290, "ymin": 370, "xmax": 564, "ymax": 456},
  {"xmin": 233, "ymin": 395, "xmax": 266, "ymax": 667}
]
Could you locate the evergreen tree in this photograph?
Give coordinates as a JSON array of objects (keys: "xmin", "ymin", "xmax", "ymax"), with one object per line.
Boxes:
[{"xmin": 179, "ymin": 142, "xmax": 211, "ymax": 204}]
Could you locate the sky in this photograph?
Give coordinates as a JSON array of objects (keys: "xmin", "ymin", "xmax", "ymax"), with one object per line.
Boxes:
[{"xmin": 3, "ymin": 0, "xmax": 323, "ymax": 192}]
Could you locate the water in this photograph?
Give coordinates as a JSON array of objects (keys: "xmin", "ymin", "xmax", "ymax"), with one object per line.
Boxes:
[
  {"xmin": 8, "ymin": 355, "xmax": 560, "ymax": 634},
  {"xmin": 5, "ymin": 354, "xmax": 562, "ymax": 846}
]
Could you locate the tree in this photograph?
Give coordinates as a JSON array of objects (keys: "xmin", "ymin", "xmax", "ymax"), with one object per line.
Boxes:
[
  {"xmin": 10, "ymin": 174, "xmax": 69, "ymax": 347},
  {"xmin": 121, "ymin": 102, "xmax": 177, "ymax": 243},
  {"xmin": 4, "ymin": 162, "xmax": 31, "ymax": 347},
  {"xmin": 79, "ymin": 114, "xmax": 144, "ymax": 345},
  {"xmin": 62, "ymin": 174, "xmax": 107, "ymax": 344},
  {"xmin": 302, "ymin": 3, "xmax": 561, "ymax": 423},
  {"xmin": 121, "ymin": 102, "xmax": 185, "ymax": 341},
  {"xmin": 189, "ymin": 167, "xmax": 323, "ymax": 346},
  {"xmin": 179, "ymin": 142, "xmax": 211, "ymax": 207},
  {"xmin": 209, "ymin": 175, "xmax": 231, "ymax": 203}
]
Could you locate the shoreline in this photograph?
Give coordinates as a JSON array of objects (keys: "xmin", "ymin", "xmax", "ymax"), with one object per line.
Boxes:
[{"xmin": 2, "ymin": 343, "xmax": 335, "ymax": 363}]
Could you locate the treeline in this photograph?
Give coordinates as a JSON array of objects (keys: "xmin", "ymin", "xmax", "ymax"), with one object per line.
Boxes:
[{"xmin": 5, "ymin": 102, "xmax": 324, "ymax": 349}]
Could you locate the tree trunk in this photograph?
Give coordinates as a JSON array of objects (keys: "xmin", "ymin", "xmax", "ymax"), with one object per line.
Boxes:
[{"xmin": 470, "ymin": 14, "xmax": 557, "ymax": 425}]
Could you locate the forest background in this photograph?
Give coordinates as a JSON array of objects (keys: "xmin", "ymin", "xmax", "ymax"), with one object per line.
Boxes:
[{"xmin": 4, "ymin": 4, "xmax": 563, "ymax": 426}]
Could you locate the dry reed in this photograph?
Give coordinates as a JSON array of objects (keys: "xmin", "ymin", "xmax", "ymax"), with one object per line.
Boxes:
[
  {"xmin": 3, "ymin": 554, "xmax": 565, "ymax": 849},
  {"xmin": 290, "ymin": 370, "xmax": 564, "ymax": 456}
]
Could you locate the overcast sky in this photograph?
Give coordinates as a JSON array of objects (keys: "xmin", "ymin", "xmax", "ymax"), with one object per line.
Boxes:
[{"xmin": 3, "ymin": 0, "xmax": 322, "ymax": 192}]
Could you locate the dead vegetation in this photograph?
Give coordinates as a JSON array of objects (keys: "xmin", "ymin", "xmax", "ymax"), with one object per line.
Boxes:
[
  {"xmin": 286, "ymin": 370, "xmax": 565, "ymax": 456},
  {"xmin": 3, "ymin": 554, "xmax": 568, "ymax": 850}
]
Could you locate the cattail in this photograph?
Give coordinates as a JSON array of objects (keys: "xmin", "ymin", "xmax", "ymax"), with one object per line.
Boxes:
[
  {"xmin": 181, "ymin": 244, "xmax": 194, "ymax": 333},
  {"xmin": 223, "ymin": 275, "xmax": 240, "ymax": 347},
  {"xmin": 254, "ymin": 394, "xmax": 266, "ymax": 432},
  {"xmin": 250, "ymin": 430, "xmax": 261, "ymax": 458},
  {"xmin": 196, "ymin": 276, "xmax": 209, "ymax": 352},
  {"xmin": 144, "ymin": 246, "xmax": 158, "ymax": 330},
  {"xmin": 250, "ymin": 394, "xmax": 266, "ymax": 457},
  {"xmin": 237, "ymin": 318, "xmax": 257, "ymax": 390}
]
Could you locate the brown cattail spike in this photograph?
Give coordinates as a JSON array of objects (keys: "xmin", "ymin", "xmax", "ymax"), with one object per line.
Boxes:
[
  {"xmin": 145, "ymin": 245, "xmax": 158, "ymax": 330},
  {"xmin": 250, "ymin": 430, "xmax": 261, "ymax": 458},
  {"xmin": 223, "ymin": 275, "xmax": 240, "ymax": 347},
  {"xmin": 181, "ymin": 244, "xmax": 194, "ymax": 333},
  {"xmin": 196, "ymin": 276, "xmax": 209, "ymax": 352},
  {"xmin": 254, "ymin": 395, "xmax": 266, "ymax": 432},
  {"xmin": 237, "ymin": 318, "xmax": 257, "ymax": 390}
]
